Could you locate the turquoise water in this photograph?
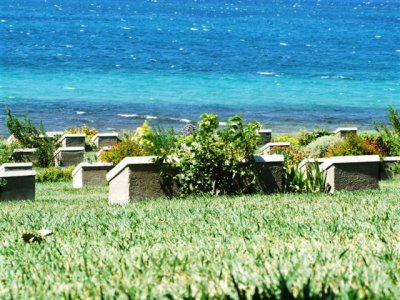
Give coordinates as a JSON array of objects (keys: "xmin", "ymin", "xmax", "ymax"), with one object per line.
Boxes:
[{"xmin": 0, "ymin": 0, "xmax": 399, "ymax": 133}]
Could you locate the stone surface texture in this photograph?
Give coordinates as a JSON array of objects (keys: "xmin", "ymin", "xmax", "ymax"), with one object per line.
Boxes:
[
  {"xmin": 0, "ymin": 170, "xmax": 36, "ymax": 201},
  {"xmin": 92, "ymin": 133, "xmax": 119, "ymax": 148},
  {"xmin": 334, "ymin": 127, "xmax": 358, "ymax": 139},
  {"xmin": 54, "ymin": 147, "xmax": 85, "ymax": 167},
  {"xmin": 258, "ymin": 129, "xmax": 272, "ymax": 145},
  {"xmin": 107, "ymin": 156, "xmax": 174, "ymax": 204},
  {"xmin": 253, "ymin": 155, "xmax": 284, "ymax": 193},
  {"xmin": 58, "ymin": 134, "xmax": 86, "ymax": 148},
  {"xmin": 72, "ymin": 162, "xmax": 114, "ymax": 188},
  {"xmin": 320, "ymin": 155, "xmax": 380, "ymax": 192},
  {"xmin": 0, "ymin": 163, "xmax": 33, "ymax": 173}
]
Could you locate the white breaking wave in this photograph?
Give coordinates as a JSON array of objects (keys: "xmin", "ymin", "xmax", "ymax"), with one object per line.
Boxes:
[
  {"xmin": 76, "ymin": 111, "xmax": 86, "ymax": 115},
  {"xmin": 118, "ymin": 114, "xmax": 138, "ymax": 118},
  {"xmin": 257, "ymin": 71, "xmax": 279, "ymax": 77},
  {"xmin": 118, "ymin": 114, "xmax": 191, "ymax": 123}
]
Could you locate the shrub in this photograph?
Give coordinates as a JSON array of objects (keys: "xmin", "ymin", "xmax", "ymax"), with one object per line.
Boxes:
[
  {"xmin": 284, "ymin": 163, "xmax": 326, "ymax": 193},
  {"xmin": 298, "ymin": 129, "xmax": 333, "ymax": 146},
  {"xmin": 272, "ymin": 134, "xmax": 301, "ymax": 146},
  {"xmin": 304, "ymin": 135, "xmax": 342, "ymax": 158},
  {"xmin": 146, "ymin": 126, "xmax": 178, "ymax": 155},
  {"xmin": 159, "ymin": 114, "xmax": 261, "ymax": 196},
  {"xmin": 65, "ymin": 124, "xmax": 97, "ymax": 139},
  {"xmin": 0, "ymin": 140, "xmax": 12, "ymax": 165},
  {"xmin": 36, "ymin": 166, "xmax": 74, "ymax": 183},
  {"xmin": 268, "ymin": 146, "xmax": 306, "ymax": 166},
  {"xmin": 5, "ymin": 108, "xmax": 54, "ymax": 167},
  {"xmin": 99, "ymin": 140, "xmax": 149, "ymax": 165},
  {"xmin": 326, "ymin": 134, "xmax": 381, "ymax": 157},
  {"xmin": 389, "ymin": 162, "xmax": 400, "ymax": 178},
  {"xmin": 375, "ymin": 106, "xmax": 400, "ymax": 155}
]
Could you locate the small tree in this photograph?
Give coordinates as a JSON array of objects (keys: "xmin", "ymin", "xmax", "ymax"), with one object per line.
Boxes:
[
  {"xmin": 5, "ymin": 108, "xmax": 54, "ymax": 167},
  {"xmin": 159, "ymin": 114, "xmax": 261, "ymax": 196}
]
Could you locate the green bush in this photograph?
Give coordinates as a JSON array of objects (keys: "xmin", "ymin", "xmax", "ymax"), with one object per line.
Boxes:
[
  {"xmin": 284, "ymin": 163, "xmax": 326, "ymax": 193},
  {"xmin": 0, "ymin": 140, "xmax": 12, "ymax": 165},
  {"xmin": 375, "ymin": 106, "xmax": 400, "ymax": 155},
  {"xmin": 298, "ymin": 129, "xmax": 333, "ymax": 146},
  {"xmin": 99, "ymin": 139, "xmax": 149, "ymax": 165},
  {"xmin": 159, "ymin": 114, "xmax": 261, "ymax": 196},
  {"xmin": 36, "ymin": 166, "xmax": 74, "ymax": 183},
  {"xmin": 326, "ymin": 134, "xmax": 380, "ymax": 157},
  {"xmin": 304, "ymin": 135, "xmax": 341, "ymax": 158},
  {"xmin": 5, "ymin": 108, "xmax": 54, "ymax": 167},
  {"xmin": 147, "ymin": 126, "xmax": 178, "ymax": 155}
]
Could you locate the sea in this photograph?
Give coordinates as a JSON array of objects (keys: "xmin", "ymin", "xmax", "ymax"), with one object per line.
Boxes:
[{"xmin": 0, "ymin": 0, "xmax": 399, "ymax": 135}]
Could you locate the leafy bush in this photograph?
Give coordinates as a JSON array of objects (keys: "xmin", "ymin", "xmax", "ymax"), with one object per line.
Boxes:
[
  {"xmin": 375, "ymin": 106, "xmax": 400, "ymax": 155},
  {"xmin": 147, "ymin": 126, "xmax": 178, "ymax": 155},
  {"xmin": 304, "ymin": 135, "xmax": 342, "ymax": 158},
  {"xmin": 268, "ymin": 146, "xmax": 306, "ymax": 166},
  {"xmin": 65, "ymin": 124, "xmax": 97, "ymax": 139},
  {"xmin": 0, "ymin": 140, "xmax": 12, "ymax": 165},
  {"xmin": 99, "ymin": 140, "xmax": 149, "ymax": 165},
  {"xmin": 36, "ymin": 166, "xmax": 74, "ymax": 183},
  {"xmin": 326, "ymin": 134, "xmax": 381, "ymax": 157},
  {"xmin": 5, "ymin": 108, "xmax": 54, "ymax": 167},
  {"xmin": 159, "ymin": 114, "xmax": 261, "ymax": 196},
  {"xmin": 272, "ymin": 134, "xmax": 301, "ymax": 146},
  {"xmin": 298, "ymin": 129, "xmax": 333, "ymax": 146},
  {"xmin": 389, "ymin": 162, "xmax": 400, "ymax": 178},
  {"xmin": 284, "ymin": 163, "xmax": 326, "ymax": 193}
]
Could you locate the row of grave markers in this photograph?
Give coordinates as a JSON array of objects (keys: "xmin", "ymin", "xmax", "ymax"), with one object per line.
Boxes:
[
  {"xmin": 8, "ymin": 132, "xmax": 119, "ymax": 167},
  {"xmin": 1, "ymin": 154, "xmax": 399, "ymax": 202}
]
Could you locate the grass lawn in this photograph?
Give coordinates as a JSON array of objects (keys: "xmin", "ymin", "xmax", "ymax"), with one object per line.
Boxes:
[{"xmin": 0, "ymin": 181, "xmax": 399, "ymax": 299}]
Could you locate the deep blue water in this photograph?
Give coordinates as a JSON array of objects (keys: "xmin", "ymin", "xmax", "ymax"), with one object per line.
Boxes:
[{"xmin": 0, "ymin": 0, "xmax": 399, "ymax": 134}]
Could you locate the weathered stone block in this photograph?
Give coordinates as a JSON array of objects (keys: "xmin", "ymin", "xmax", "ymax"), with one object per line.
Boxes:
[
  {"xmin": 107, "ymin": 156, "xmax": 174, "ymax": 204},
  {"xmin": 58, "ymin": 134, "xmax": 86, "ymax": 148},
  {"xmin": 260, "ymin": 142, "xmax": 290, "ymax": 154},
  {"xmin": 320, "ymin": 155, "xmax": 380, "ymax": 192},
  {"xmin": 72, "ymin": 162, "xmax": 114, "ymax": 188},
  {"xmin": 258, "ymin": 129, "xmax": 272, "ymax": 145},
  {"xmin": 254, "ymin": 155, "xmax": 284, "ymax": 193},
  {"xmin": 12, "ymin": 148, "xmax": 37, "ymax": 163},
  {"xmin": 0, "ymin": 170, "xmax": 36, "ymax": 201},
  {"xmin": 334, "ymin": 127, "xmax": 357, "ymax": 139},
  {"xmin": 54, "ymin": 147, "xmax": 85, "ymax": 167},
  {"xmin": 92, "ymin": 133, "xmax": 119, "ymax": 149},
  {"xmin": 379, "ymin": 156, "xmax": 400, "ymax": 180},
  {"xmin": 0, "ymin": 163, "xmax": 33, "ymax": 173}
]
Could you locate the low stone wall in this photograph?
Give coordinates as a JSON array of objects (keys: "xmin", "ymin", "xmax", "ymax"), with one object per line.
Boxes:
[
  {"xmin": 334, "ymin": 127, "xmax": 358, "ymax": 139},
  {"xmin": 0, "ymin": 170, "xmax": 36, "ymax": 201},
  {"xmin": 320, "ymin": 155, "xmax": 380, "ymax": 192},
  {"xmin": 107, "ymin": 156, "xmax": 173, "ymax": 204},
  {"xmin": 258, "ymin": 129, "xmax": 272, "ymax": 146},
  {"xmin": 54, "ymin": 147, "xmax": 85, "ymax": 167},
  {"xmin": 58, "ymin": 134, "xmax": 86, "ymax": 148},
  {"xmin": 92, "ymin": 133, "xmax": 119, "ymax": 149},
  {"xmin": 12, "ymin": 149, "xmax": 37, "ymax": 163},
  {"xmin": 0, "ymin": 163, "xmax": 33, "ymax": 173},
  {"xmin": 72, "ymin": 162, "xmax": 114, "ymax": 188},
  {"xmin": 254, "ymin": 155, "xmax": 284, "ymax": 193}
]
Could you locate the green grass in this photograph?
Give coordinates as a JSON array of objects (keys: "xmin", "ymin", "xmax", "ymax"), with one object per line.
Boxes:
[{"xmin": 0, "ymin": 182, "xmax": 400, "ymax": 299}]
